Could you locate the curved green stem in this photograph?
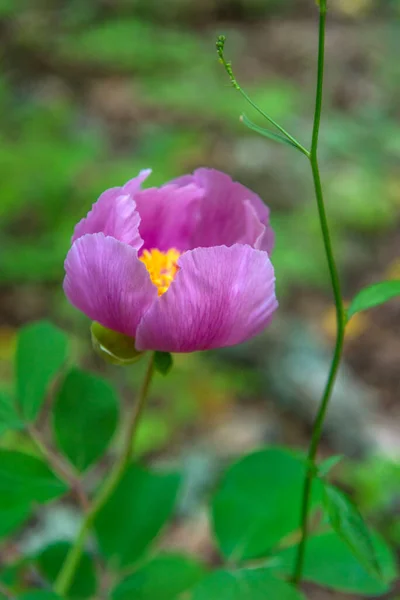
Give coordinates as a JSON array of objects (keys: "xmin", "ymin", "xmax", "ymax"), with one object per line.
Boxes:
[
  {"xmin": 216, "ymin": 35, "xmax": 309, "ymax": 157},
  {"xmin": 54, "ymin": 353, "xmax": 155, "ymax": 597},
  {"xmin": 293, "ymin": 0, "xmax": 346, "ymax": 585}
]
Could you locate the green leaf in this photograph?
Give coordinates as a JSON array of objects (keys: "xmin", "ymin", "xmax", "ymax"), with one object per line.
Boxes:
[
  {"xmin": 318, "ymin": 455, "xmax": 344, "ymax": 478},
  {"xmin": 323, "ymin": 484, "xmax": 380, "ymax": 578},
  {"xmin": 275, "ymin": 531, "xmax": 397, "ymax": 595},
  {"xmin": 0, "ymin": 390, "xmax": 23, "ymax": 435},
  {"xmin": 191, "ymin": 569, "xmax": 305, "ymax": 600},
  {"xmin": 53, "ymin": 368, "xmax": 119, "ymax": 471},
  {"xmin": 95, "ymin": 464, "xmax": 180, "ymax": 568},
  {"xmin": 347, "ymin": 280, "xmax": 400, "ymax": 321},
  {"xmin": 154, "ymin": 351, "xmax": 173, "ymax": 376},
  {"xmin": 241, "ymin": 114, "xmax": 299, "ymax": 150},
  {"xmin": 91, "ymin": 322, "xmax": 145, "ymax": 366},
  {"xmin": 36, "ymin": 542, "xmax": 97, "ymax": 599},
  {"xmin": 212, "ymin": 447, "xmax": 322, "ymax": 561},
  {"xmin": 16, "ymin": 321, "xmax": 68, "ymax": 421},
  {"xmin": 0, "ymin": 449, "xmax": 68, "ymax": 504},
  {"xmin": 17, "ymin": 593, "xmax": 62, "ymax": 600},
  {"xmin": 111, "ymin": 554, "xmax": 204, "ymax": 600},
  {"xmin": 0, "ymin": 501, "xmax": 31, "ymax": 539}
]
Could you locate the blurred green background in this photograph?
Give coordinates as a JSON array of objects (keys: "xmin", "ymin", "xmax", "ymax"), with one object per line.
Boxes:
[{"xmin": 0, "ymin": 1, "xmax": 399, "ymax": 597}]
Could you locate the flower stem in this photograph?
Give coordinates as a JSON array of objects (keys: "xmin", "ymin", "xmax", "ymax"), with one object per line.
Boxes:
[
  {"xmin": 53, "ymin": 353, "xmax": 155, "ymax": 597},
  {"xmin": 292, "ymin": 0, "xmax": 346, "ymax": 585}
]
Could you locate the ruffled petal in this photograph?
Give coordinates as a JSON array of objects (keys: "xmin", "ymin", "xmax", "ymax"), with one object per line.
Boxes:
[
  {"xmin": 236, "ymin": 180, "xmax": 270, "ymax": 225},
  {"xmin": 171, "ymin": 168, "xmax": 275, "ymax": 252},
  {"xmin": 122, "ymin": 169, "xmax": 152, "ymax": 196},
  {"xmin": 244, "ymin": 200, "xmax": 274, "ymax": 254},
  {"xmin": 64, "ymin": 233, "xmax": 157, "ymax": 337},
  {"xmin": 72, "ymin": 170, "xmax": 151, "ymax": 248},
  {"xmin": 255, "ymin": 224, "xmax": 275, "ymax": 254},
  {"xmin": 136, "ymin": 244, "xmax": 277, "ymax": 352},
  {"xmin": 134, "ymin": 183, "xmax": 204, "ymax": 252}
]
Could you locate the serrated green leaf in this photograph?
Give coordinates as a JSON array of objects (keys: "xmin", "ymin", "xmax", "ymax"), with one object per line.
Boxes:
[
  {"xmin": 347, "ymin": 280, "xmax": 400, "ymax": 321},
  {"xmin": 0, "ymin": 390, "xmax": 23, "ymax": 435},
  {"xmin": 191, "ymin": 568, "xmax": 306, "ymax": 600},
  {"xmin": 0, "ymin": 450, "xmax": 68, "ymax": 504},
  {"xmin": 241, "ymin": 114, "xmax": 299, "ymax": 149},
  {"xmin": 36, "ymin": 542, "xmax": 97, "ymax": 599},
  {"xmin": 112, "ymin": 554, "xmax": 205, "ymax": 600},
  {"xmin": 53, "ymin": 368, "xmax": 119, "ymax": 471},
  {"xmin": 154, "ymin": 351, "xmax": 173, "ymax": 376},
  {"xmin": 323, "ymin": 485, "xmax": 380, "ymax": 578},
  {"xmin": 318, "ymin": 455, "xmax": 344, "ymax": 477},
  {"xmin": 212, "ymin": 447, "xmax": 322, "ymax": 561},
  {"xmin": 95, "ymin": 464, "xmax": 180, "ymax": 568},
  {"xmin": 16, "ymin": 321, "xmax": 68, "ymax": 422},
  {"xmin": 274, "ymin": 531, "xmax": 397, "ymax": 595}
]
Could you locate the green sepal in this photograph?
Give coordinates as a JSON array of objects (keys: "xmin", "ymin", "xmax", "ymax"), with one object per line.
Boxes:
[
  {"xmin": 91, "ymin": 322, "xmax": 145, "ymax": 366},
  {"xmin": 154, "ymin": 351, "xmax": 173, "ymax": 375}
]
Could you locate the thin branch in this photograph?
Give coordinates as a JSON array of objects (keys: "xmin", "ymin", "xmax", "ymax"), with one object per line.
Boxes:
[
  {"xmin": 216, "ymin": 35, "xmax": 310, "ymax": 157},
  {"xmin": 293, "ymin": 0, "xmax": 346, "ymax": 585},
  {"xmin": 27, "ymin": 424, "xmax": 90, "ymax": 512}
]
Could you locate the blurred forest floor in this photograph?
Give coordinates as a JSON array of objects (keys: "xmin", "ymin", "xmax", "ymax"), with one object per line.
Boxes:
[{"xmin": 0, "ymin": 1, "xmax": 399, "ymax": 597}]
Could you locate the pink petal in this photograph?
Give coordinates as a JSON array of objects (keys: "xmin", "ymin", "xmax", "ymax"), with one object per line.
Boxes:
[
  {"xmin": 171, "ymin": 168, "xmax": 275, "ymax": 252},
  {"xmin": 243, "ymin": 200, "xmax": 274, "ymax": 254},
  {"xmin": 235, "ymin": 180, "xmax": 270, "ymax": 225},
  {"xmin": 134, "ymin": 183, "xmax": 204, "ymax": 252},
  {"xmin": 122, "ymin": 169, "xmax": 152, "ymax": 195},
  {"xmin": 72, "ymin": 170, "xmax": 151, "ymax": 248},
  {"xmin": 64, "ymin": 233, "xmax": 157, "ymax": 337},
  {"xmin": 136, "ymin": 245, "xmax": 278, "ymax": 352},
  {"xmin": 255, "ymin": 225, "xmax": 275, "ymax": 254}
]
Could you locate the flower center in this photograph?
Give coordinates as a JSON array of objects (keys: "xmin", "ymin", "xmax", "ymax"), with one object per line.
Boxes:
[{"xmin": 139, "ymin": 248, "xmax": 181, "ymax": 296}]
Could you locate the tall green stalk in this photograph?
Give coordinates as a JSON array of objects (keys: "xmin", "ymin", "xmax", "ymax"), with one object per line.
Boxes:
[
  {"xmin": 292, "ymin": 0, "xmax": 346, "ymax": 585},
  {"xmin": 54, "ymin": 353, "xmax": 155, "ymax": 596},
  {"xmin": 217, "ymin": 3, "xmax": 345, "ymax": 583}
]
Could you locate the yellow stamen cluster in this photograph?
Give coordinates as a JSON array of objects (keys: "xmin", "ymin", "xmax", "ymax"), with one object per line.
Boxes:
[{"xmin": 139, "ymin": 248, "xmax": 181, "ymax": 296}]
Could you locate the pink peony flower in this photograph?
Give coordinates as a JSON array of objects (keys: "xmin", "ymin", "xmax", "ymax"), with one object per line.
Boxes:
[{"xmin": 64, "ymin": 168, "xmax": 278, "ymax": 353}]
